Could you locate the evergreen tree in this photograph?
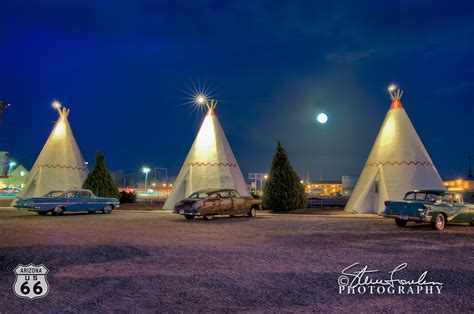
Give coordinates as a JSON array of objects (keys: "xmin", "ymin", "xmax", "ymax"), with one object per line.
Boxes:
[
  {"xmin": 82, "ymin": 152, "xmax": 119, "ymax": 198},
  {"xmin": 263, "ymin": 141, "xmax": 306, "ymax": 211}
]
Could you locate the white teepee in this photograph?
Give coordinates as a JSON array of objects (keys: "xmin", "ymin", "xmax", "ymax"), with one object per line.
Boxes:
[
  {"xmin": 345, "ymin": 88, "xmax": 445, "ymax": 214},
  {"xmin": 164, "ymin": 100, "xmax": 250, "ymax": 210},
  {"xmin": 18, "ymin": 104, "xmax": 88, "ymax": 198}
]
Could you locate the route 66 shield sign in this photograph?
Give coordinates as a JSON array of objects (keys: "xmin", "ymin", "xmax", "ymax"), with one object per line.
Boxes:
[{"xmin": 13, "ymin": 264, "xmax": 49, "ymax": 300}]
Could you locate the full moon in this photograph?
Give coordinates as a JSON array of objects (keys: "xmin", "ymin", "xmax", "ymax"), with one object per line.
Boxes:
[{"xmin": 317, "ymin": 113, "xmax": 328, "ymax": 124}]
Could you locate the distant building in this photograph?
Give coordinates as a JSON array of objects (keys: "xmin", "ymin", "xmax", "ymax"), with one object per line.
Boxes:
[
  {"xmin": 444, "ymin": 178, "xmax": 474, "ymax": 192},
  {"xmin": 0, "ymin": 165, "xmax": 29, "ymax": 190},
  {"xmin": 305, "ymin": 181, "xmax": 342, "ymax": 196}
]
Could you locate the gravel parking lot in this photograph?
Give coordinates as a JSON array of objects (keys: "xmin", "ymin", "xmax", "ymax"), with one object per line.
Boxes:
[{"xmin": 0, "ymin": 208, "xmax": 472, "ymax": 312}]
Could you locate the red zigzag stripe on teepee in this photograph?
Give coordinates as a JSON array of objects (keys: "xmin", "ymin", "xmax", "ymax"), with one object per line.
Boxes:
[
  {"xmin": 185, "ymin": 162, "xmax": 237, "ymax": 168},
  {"xmin": 36, "ymin": 164, "xmax": 88, "ymax": 171},
  {"xmin": 366, "ymin": 161, "xmax": 434, "ymax": 167}
]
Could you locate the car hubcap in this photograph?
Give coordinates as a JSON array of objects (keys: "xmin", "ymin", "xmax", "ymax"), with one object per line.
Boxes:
[{"xmin": 436, "ymin": 216, "xmax": 443, "ymax": 228}]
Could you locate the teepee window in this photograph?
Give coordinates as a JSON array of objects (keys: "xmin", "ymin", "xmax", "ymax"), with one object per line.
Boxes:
[{"xmin": 374, "ymin": 181, "xmax": 379, "ymax": 194}]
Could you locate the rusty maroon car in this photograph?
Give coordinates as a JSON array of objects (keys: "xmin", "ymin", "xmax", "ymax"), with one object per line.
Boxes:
[{"xmin": 173, "ymin": 188, "xmax": 261, "ymax": 220}]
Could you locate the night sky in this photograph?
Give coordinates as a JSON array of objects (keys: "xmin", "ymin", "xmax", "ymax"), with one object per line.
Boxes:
[{"xmin": 1, "ymin": 0, "xmax": 473, "ymax": 181}]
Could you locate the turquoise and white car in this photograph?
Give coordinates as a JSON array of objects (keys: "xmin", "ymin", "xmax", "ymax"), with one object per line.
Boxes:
[
  {"xmin": 14, "ymin": 189, "xmax": 119, "ymax": 216},
  {"xmin": 383, "ymin": 190, "xmax": 474, "ymax": 230}
]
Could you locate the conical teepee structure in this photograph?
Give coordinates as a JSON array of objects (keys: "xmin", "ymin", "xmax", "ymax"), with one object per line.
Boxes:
[
  {"xmin": 164, "ymin": 99, "xmax": 250, "ymax": 210},
  {"xmin": 18, "ymin": 102, "xmax": 88, "ymax": 198},
  {"xmin": 345, "ymin": 87, "xmax": 445, "ymax": 214}
]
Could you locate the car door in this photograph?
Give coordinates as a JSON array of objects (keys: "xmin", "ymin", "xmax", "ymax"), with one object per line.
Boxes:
[
  {"xmin": 465, "ymin": 192, "xmax": 474, "ymax": 224},
  {"xmin": 45, "ymin": 192, "xmax": 67, "ymax": 211},
  {"xmin": 78, "ymin": 190, "xmax": 95, "ymax": 211},
  {"xmin": 452, "ymin": 193, "xmax": 469, "ymax": 223},
  {"xmin": 439, "ymin": 193, "xmax": 455, "ymax": 220},
  {"xmin": 231, "ymin": 191, "xmax": 246, "ymax": 214},
  {"xmin": 203, "ymin": 193, "xmax": 220, "ymax": 214},
  {"xmin": 218, "ymin": 191, "xmax": 233, "ymax": 214},
  {"xmin": 63, "ymin": 191, "xmax": 79, "ymax": 211}
]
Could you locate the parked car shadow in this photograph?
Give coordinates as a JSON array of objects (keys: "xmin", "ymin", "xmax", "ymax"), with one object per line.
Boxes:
[
  {"xmin": 14, "ymin": 211, "xmax": 109, "ymax": 219},
  {"xmin": 173, "ymin": 215, "xmax": 269, "ymax": 224},
  {"xmin": 405, "ymin": 222, "xmax": 471, "ymax": 230}
]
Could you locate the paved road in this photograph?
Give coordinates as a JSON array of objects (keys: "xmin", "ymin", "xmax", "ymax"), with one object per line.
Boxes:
[{"xmin": 0, "ymin": 208, "xmax": 472, "ymax": 312}]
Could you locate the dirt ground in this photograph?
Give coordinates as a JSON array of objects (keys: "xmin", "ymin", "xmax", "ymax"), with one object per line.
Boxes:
[{"xmin": 0, "ymin": 207, "xmax": 472, "ymax": 312}]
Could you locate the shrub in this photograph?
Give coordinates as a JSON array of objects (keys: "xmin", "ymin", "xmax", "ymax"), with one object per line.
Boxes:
[
  {"xmin": 263, "ymin": 141, "xmax": 306, "ymax": 211},
  {"xmin": 82, "ymin": 151, "xmax": 119, "ymax": 198},
  {"xmin": 119, "ymin": 191, "xmax": 137, "ymax": 203}
]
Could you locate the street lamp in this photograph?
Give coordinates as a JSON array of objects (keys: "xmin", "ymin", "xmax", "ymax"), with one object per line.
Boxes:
[
  {"xmin": 8, "ymin": 161, "xmax": 17, "ymax": 174},
  {"xmin": 142, "ymin": 167, "xmax": 151, "ymax": 194}
]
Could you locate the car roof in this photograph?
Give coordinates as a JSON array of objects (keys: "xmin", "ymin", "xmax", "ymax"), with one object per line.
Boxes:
[
  {"xmin": 406, "ymin": 190, "xmax": 446, "ymax": 195},
  {"xmin": 49, "ymin": 189, "xmax": 93, "ymax": 193},
  {"xmin": 191, "ymin": 188, "xmax": 236, "ymax": 194}
]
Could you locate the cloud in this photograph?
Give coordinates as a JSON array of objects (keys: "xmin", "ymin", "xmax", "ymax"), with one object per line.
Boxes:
[
  {"xmin": 433, "ymin": 81, "xmax": 474, "ymax": 96},
  {"xmin": 325, "ymin": 50, "xmax": 373, "ymax": 63}
]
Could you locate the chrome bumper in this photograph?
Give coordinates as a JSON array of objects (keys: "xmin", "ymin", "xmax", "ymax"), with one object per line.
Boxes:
[
  {"xmin": 15, "ymin": 205, "xmax": 40, "ymax": 210},
  {"xmin": 174, "ymin": 209, "xmax": 200, "ymax": 216},
  {"xmin": 383, "ymin": 213, "xmax": 432, "ymax": 222}
]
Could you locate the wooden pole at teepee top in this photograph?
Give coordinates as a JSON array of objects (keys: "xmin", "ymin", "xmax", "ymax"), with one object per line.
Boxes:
[
  {"xmin": 389, "ymin": 88, "xmax": 403, "ymax": 101},
  {"xmin": 205, "ymin": 99, "xmax": 218, "ymax": 110}
]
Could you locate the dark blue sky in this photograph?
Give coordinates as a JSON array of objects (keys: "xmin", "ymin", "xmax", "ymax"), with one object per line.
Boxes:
[{"xmin": 1, "ymin": 0, "xmax": 473, "ymax": 181}]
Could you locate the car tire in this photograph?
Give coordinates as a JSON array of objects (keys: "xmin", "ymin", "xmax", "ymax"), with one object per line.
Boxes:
[
  {"xmin": 395, "ymin": 218, "xmax": 407, "ymax": 227},
  {"xmin": 88, "ymin": 211, "xmax": 96, "ymax": 214},
  {"xmin": 431, "ymin": 213, "xmax": 445, "ymax": 230},
  {"xmin": 203, "ymin": 214, "xmax": 214, "ymax": 221},
  {"xmin": 185, "ymin": 215, "xmax": 194, "ymax": 220},
  {"xmin": 37, "ymin": 211, "xmax": 48, "ymax": 215},
  {"xmin": 248, "ymin": 207, "xmax": 257, "ymax": 217},
  {"xmin": 52, "ymin": 206, "xmax": 64, "ymax": 216},
  {"xmin": 102, "ymin": 204, "xmax": 113, "ymax": 214}
]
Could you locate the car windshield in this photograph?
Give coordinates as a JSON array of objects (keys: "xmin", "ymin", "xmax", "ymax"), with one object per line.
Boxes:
[
  {"xmin": 43, "ymin": 191, "xmax": 65, "ymax": 198},
  {"xmin": 189, "ymin": 192, "xmax": 209, "ymax": 199}
]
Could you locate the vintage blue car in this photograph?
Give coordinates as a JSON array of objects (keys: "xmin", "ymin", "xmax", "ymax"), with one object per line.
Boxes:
[
  {"xmin": 14, "ymin": 189, "xmax": 120, "ymax": 216},
  {"xmin": 383, "ymin": 190, "xmax": 474, "ymax": 230}
]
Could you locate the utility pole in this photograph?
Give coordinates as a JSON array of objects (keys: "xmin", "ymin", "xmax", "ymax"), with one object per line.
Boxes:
[
  {"xmin": 0, "ymin": 100, "xmax": 10, "ymax": 123},
  {"xmin": 468, "ymin": 152, "xmax": 473, "ymax": 179}
]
